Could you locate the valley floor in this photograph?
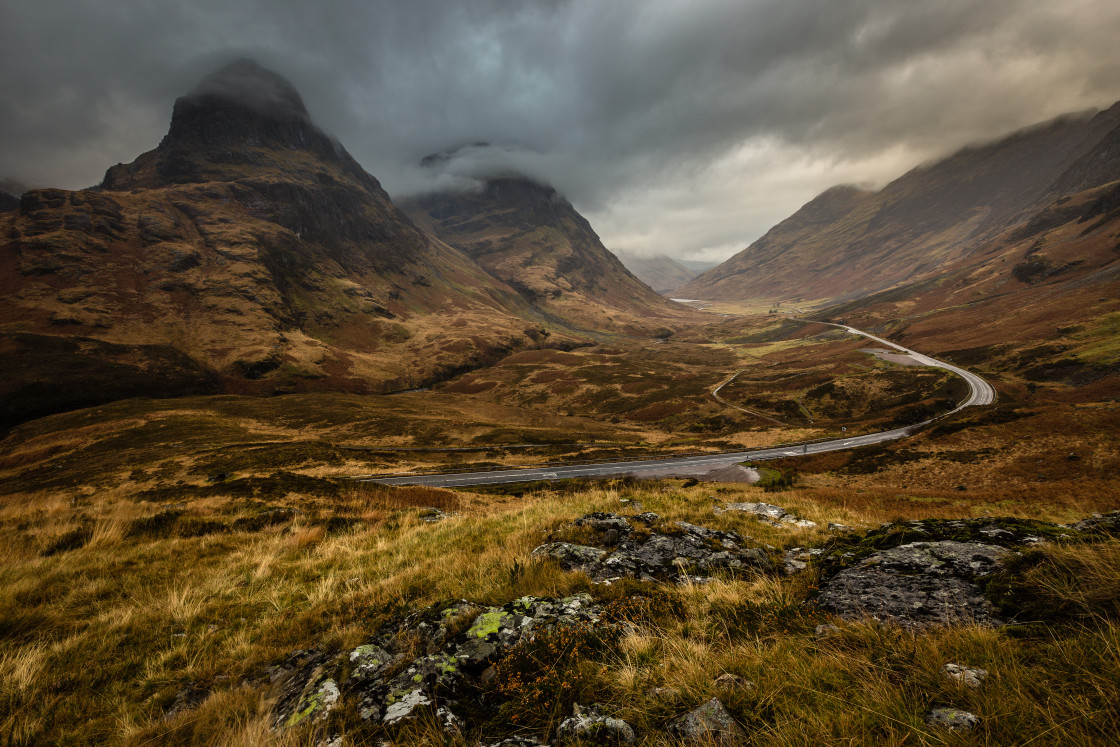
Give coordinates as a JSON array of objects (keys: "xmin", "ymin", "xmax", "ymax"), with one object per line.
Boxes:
[{"xmin": 1, "ymin": 312, "xmax": 1118, "ymax": 745}]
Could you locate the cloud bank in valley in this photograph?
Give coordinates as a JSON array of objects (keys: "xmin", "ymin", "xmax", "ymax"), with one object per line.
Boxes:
[{"xmin": 3, "ymin": 0, "xmax": 1120, "ymax": 261}]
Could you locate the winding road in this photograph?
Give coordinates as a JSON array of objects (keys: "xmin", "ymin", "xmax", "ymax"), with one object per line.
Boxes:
[{"xmin": 360, "ymin": 323, "xmax": 994, "ymax": 488}]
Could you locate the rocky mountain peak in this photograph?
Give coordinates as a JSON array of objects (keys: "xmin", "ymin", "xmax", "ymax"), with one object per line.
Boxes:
[
  {"xmin": 100, "ymin": 59, "xmax": 355, "ymax": 189},
  {"xmin": 163, "ymin": 58, "xmax": 328, "ymax": 153}
]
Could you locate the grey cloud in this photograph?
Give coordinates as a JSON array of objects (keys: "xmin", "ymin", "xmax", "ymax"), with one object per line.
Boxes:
[{"xmin": 2, "ymin": 0, "xmax": 1119, "ymax": 258}]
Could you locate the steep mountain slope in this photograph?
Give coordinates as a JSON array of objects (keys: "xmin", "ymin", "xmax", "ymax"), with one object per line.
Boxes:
[
  {"xmin": 811, "ymin": 175, "xmax": 1120, "ymax": 394},
  {"xmin": 681, "ymin": 104, "xmax": 1120, "ymax": 303},
  {"xmin": 617, "ymin": 253, "xmax": 697, "ymax": 294},
  {"xmin": 0, "ymin": 60, "xmax": 550, "ymax": 428},
  {"xmin": 399, "ymin": 160, "xmax": 691, "ymax": 334}
]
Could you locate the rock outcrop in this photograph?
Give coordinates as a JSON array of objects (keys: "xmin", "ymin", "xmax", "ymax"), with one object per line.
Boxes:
[
  {"xmin": 271, "ymin": 594, "xmax": 614, "ymax": 741},
  {"xmin": 715, "ymin": 501, "xmax": 817, "ymax": 528},
  {"xmin": 532, "ymin": 513, "xmax": 773, "ymax": 583},
  {"xmin": 817, "ymin": 540, "xmax": 1008, "ymax": 628}
]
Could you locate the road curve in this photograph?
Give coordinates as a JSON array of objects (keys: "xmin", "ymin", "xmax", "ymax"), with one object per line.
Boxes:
[
  {"xmin": 360, "ymin": 324, "xmax": 994, "ymax": 488},
  {"xmin": 823, "ymin": 323, "xmax": 995, "ymax": 410}
]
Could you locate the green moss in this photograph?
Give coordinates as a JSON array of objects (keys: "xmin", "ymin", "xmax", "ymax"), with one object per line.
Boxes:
[
  {"xmin": 468, "ymin": 609, "xmax": 505, "ymax": 639},
  {"xmin": 284, "ymin": 678, "xmax": 337, "ymax": 728}
]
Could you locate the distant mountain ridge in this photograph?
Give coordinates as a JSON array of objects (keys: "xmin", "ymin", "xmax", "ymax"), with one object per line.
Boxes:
[
  {"xmin": 616, "ymin": 253, "xmax": 698, "ymax": 294},
  {"xmin": 680, "ymin": 104, "xmax": 1120, "ymax": 303}
]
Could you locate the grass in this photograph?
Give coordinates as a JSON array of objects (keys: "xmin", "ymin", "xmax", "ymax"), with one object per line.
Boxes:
[
  {"xmin": 1, "ymin": 462, "xmax": 1118, "ymax": 744},
  {"xmin": 0, "ymin": 308, "xmax": 1118, "ymax": 744}
]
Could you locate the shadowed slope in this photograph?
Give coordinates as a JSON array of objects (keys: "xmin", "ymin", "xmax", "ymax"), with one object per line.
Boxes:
[{"xmin": 400, "ymin": 163, "xmax": 694, "ymax": 335}]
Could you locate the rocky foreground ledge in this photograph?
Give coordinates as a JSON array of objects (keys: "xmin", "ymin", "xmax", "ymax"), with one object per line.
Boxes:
[{"xmin": 265, "ymin": 510, "xmax": 1119, "ymax": 744}]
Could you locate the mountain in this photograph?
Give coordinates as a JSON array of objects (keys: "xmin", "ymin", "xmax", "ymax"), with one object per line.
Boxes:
[
  {"xmin": 398, "ymin": 155, "xmax": 690, "ymax": 335},
  {"xmin": 677, "ymin": 259, "xmax": 720, "ymax": 274},
  {"xmin": 0, "ymin": 60, "xmax": 552, "ymax": 428},
  {"xmin": 680, "ymin": 104, "xmax": 1120, "ymax": 304},
  {"xmin": 810, "ymin": 173, "xmax": 1120, "ymax": 392},
  {"xmin": 616, "ymin": 253, "xmax": 697, "ymax": 294},
  {"xmin": 0, "ymin": 178, "xmax": 23, "ymax": 212}
]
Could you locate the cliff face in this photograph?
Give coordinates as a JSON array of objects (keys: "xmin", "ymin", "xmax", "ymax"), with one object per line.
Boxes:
[
  {"xmin": 680, "ymin": 105, "xmax": 1120, "ymax": 304},
  {"xmin": 0, "ymin": 60, "xmax": 547, "ymax": 428},
  {"xmin": 401, "ymin": 166, "xmax": 690, "ymax": 335}
]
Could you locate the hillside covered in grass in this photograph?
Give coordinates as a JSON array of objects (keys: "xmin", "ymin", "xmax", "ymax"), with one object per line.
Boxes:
[{"xmin": 2, "ymin": 391, "xmax": 1119, "ymax": 745}]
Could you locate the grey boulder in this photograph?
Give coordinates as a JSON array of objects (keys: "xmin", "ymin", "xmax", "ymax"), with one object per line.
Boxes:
[
  {"xmin": 941, "ymin": 663, "xmax": 988, "ymax": 689},
  {"xmin": 556, "ymin": 703, "xmax": 635, "ymax": 743},
  {"xmin": 927, "ymin": 707, "xmax": 980, "ymax": 731},
  {"xmin": 817, "ymin": 540, "xmax": 1009, "ymax": 628},
  {"xmin": 668, "ymin": 697, "xmax": 746, "ymax": 743}
]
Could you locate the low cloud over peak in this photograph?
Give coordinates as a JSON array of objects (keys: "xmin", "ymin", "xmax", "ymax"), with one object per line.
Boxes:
[{"xmin": 3, "ymin": 0, "xmax": 1119, "ymax": 260}]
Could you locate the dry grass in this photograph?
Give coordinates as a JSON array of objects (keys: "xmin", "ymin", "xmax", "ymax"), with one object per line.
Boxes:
[
  {"xmin": 0, "ymin": 466, "xmax": 1117, "ymax": 744},
  {"xmin": 0, "ymin": 317, "xmax": 1118, "ymax": 743}
]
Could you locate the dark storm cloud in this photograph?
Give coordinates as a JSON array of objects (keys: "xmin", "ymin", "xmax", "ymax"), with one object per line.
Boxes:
[{"xmin": 3, "ymin": 0, "xmax": 1120, "ymax": 258}]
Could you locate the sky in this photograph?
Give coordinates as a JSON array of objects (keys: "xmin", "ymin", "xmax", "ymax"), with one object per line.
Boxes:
[{"xmin": 3, "ymin": 1, "xmax": 1120, "ymax": 263}]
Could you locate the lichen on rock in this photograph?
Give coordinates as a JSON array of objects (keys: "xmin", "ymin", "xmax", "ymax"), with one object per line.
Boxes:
[
  {"xmin": 533, "ymin": 514, "xmax": 774, "ymax": 583},
  {"xmin": 818, "ymin": 540, "xmax": 1009, "ymax": 628}
]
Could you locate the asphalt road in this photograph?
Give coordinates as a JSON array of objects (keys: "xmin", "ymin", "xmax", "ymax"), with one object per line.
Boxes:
[
  {"xmin": 826, "ymin": 323, "xmax": 995, "ymax": 410},
  {"xmin": 361, "ymin": 324, "xmax": 994, "ymax": 488}
]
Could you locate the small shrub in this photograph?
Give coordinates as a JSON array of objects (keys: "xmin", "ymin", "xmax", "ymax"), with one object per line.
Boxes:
[
  {"xmin": 487, "ymin": 623, "xmax": 615, "ymax": 730},
  {"xmin": 757, "ymin": 467, "xmax": 796, "ymax": 492},
  {"xmin": 708, "ymin": 598, "xmax": 829, "ymax": 641},
  {"xmin": 125, "ymin": 510, "xmax": 184, "ymax": 538},
  {"xmin": 594, "ymin": 583, "xmax": 686, "ymax": 626},
  {"xmin": 41, "ymin": 525, "xmax": 93, "ymax": 556},
  {"xmin": 988, "ymin": 541, "xmax": 1120, "ymax": 625}
]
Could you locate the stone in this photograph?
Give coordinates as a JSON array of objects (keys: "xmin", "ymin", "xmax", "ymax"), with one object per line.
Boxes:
[
  {"xmin": 556, "ymin": 703, "xmax": 636, "ymax": 743},
  {"xmin": 828, "ymin": 523, "xmax": 853, "ymax": 532},
  {"xmin": 272, "ymin": 594, "xmax": 612, "ymax": 734},
  {"xmin": 782, "ymin": 547, "xmax": 824, "ymax": 575},
  {"xmin": 575, "ymin": 512, "xmax": 633, "ymax": 535},
  {"xmin": 716, "ymin": 502, "xmax": 817, "ymax": 528},
  {"xmin": 713, "ymin": 673, "xmax": 754, "ymax": 691},
  {"xmin": 1069, "ymin": 510, "xmax": 1120, "ymax": 535},
  {"xmin": 162, "ymin": 683, "xmax": 207, "ymax": 721},
  {"xmin": 941, "ymin": 663, "xmax": 988, "ymax": 689},
  {"xmin": 283, "ymin": 677, "xmax": 339, "ymax": 729},
  {"xmin": 817, "ymin": 541, "xmax": 1009, "ymax": 628},
  {"xmin": 532, "ymin": 515, "xmax": 772, "ymax": 584},
  {"xmin": 349, "ymin": 644, "xmax": 394, "ymax": 682},
  {"xmin": 417, "ymin": 507, "xmax": 454, "ymax": 523},
  {"xmin": 382, "ymin": 688, "xmax": 430, "ymax": 725},
  {"xmin": 668, "ymin": 698, "xmax": 746, "ymax": 743},
  {"xmin": 270, "ymin": 650, "xmax": 335, "ymax": 730},
  {"xmin": 531, "ymin": 542, "xmax": 608, "ymax": 574},
  {"xmin": 436, "ymin": 705, "xmax": 462, "ymax": 733},
  {"xmin": 926, "ymin": 707, "xmax": 980, "ymax": 731},
  {"xmin": 484, "ymin": 737, "xmax": 549, "ymax": 747}
]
